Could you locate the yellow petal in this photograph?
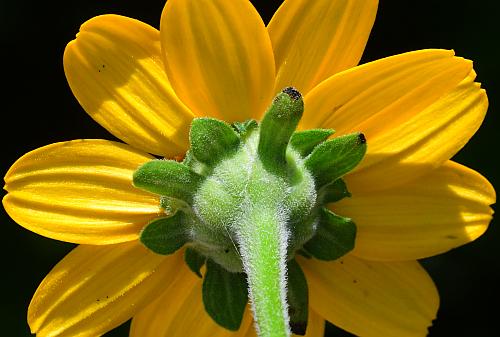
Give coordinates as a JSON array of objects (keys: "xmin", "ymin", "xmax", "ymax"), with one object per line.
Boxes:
[
  {"xmin": 304, "ymin": 50, "xmax": 465, "ymax": 129},
  {"xmin": 64, "ymin": 14, "xmax": 194, "ymax": 157},
  {"xmin": 348, "ymin": 70, "xmax": 487, "ymax": 191},
  {"xmin": 301, "ymin": 256, "xmax": 439, "ymax": 337},
  {"xmin": 244, "ymin": 324, "xmax": 257, "ymax": 337},
  {"xmin": 304, "ymin": 49, "xmax": 487, "ymax": 190},
  {"xmin": 131, "ymin": 265, "xmax": 252, "ymax": 337},
  {"xmin": 28, "ymin": 242, "xmax": 183, "ymax": 337},
  {"xmin": 301, "ymin": 309, "xmax": 325, "ymax": 337},
  {"xmin": 160, "ymin": 0, "xmax": 275, "ymax": 121},
  {"xmin": 268, "ymin": 0, "xmax": 378, "ymax": 95},
  {"xmin": 335, "ymin": 161, "xmax": 495, "ymax": 261},
  {"xmin": 3, "ymin": 140, "xmax": 161, "ymax": 244}
]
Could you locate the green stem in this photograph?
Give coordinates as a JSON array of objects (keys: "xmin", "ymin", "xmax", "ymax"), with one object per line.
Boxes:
[{"xmin": 237, "ymin": 204, "xmax": 290, "ymax": 337}]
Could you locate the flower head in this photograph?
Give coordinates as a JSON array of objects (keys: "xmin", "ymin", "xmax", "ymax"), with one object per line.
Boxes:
[{"xmin": 2, "ymin": 0, "xmax": 495, "ymax": 337}]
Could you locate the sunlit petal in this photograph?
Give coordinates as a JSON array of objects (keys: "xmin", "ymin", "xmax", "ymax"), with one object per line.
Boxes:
[
  {"xmin": 302, "ymin": 256, "xmax": 439, "ymax": 337},
  {"xmin": 335, "ymin": 161, "xmax": 496, "ymax": 260},
  {"xmin": 3, "ymin": 140, "xmax": 161, "ymax": 244},
  {"xmin": 160, "ymin": 0, "xmax": 275, "ymax": 121},
  {"xmin": 131, "ymin": 265, "xmax": 252, "ymax": 337},
  {"xmin": 304, "ymin": 50, "xmax": 486, "ymax": 189},
  {"xmin": 269, "ymin": 0, "xmax": 378, "ymax": 94},
  {"xmin": 64, "ymin": 14, "xmax": 194, "ymax": 157},
  {"xmin": 28, "ymin": 243, "xmax": 182, "ymax": 337}
]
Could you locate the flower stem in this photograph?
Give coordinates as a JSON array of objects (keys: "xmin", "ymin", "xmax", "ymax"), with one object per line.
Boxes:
[{"xmin": 237, "ymin": 204, "xmax": 290, "ymax": 337}]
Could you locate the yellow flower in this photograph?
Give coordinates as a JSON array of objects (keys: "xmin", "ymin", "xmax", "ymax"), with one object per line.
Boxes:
[{"xmin": 2, "ymin": 0, "xmax": 495, "ymax": 336}]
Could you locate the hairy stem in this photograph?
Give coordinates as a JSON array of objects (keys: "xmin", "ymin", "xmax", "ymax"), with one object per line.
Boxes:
[{"xmin": 237, "ymin": 204, "xmax": 290, "ymax": 337}]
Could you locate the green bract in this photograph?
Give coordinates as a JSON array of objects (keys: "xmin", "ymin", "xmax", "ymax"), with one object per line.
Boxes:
[
  {"xmin": 286, "ymin": 259, "xmax": 309, "ymax": 335},
  {"xmin": 202, "ymin": 260, "xmax": 248, "ymax": 331},
  {"xmin": 132, "ymin": 88, "xmax": 366, "ymax": 337}
]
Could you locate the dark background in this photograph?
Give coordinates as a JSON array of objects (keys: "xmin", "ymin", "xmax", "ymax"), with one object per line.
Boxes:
[{"xmin": 1, "ymin": 0, "xmax": 498, "ymax": 336}]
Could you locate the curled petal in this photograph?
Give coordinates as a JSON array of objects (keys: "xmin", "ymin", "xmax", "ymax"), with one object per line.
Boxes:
[
  {"xmin": 3, "ymin": 140, "xmax": 161, "ymax": 244},
  {"xmin": 131, "ymin": 265, "xmax": 252, "ymax": 337},
  {"xmin": 336, "ymin": 161, "xmax": 496, "ymax": 261},
  {"xmin": 302, "ymin": 256, "xmax": 439, "ymax": 337},
  {"xmin": 305, "ymin": 50, "xmax": 487, "ymax": 189},
  {"xmin": 64, "ymin": 14, "xmax": 194, "ymax": 157},
  {"xmin": 160, "ymin": 0, "xmax": 275, "ymax": 121},
  {"xmin": 28, "ymin": 242, "xmax": 183, "ymax": 337},
  {"xmin": 269, "ymin": 0, "xmax": 378, "ymax": 94}
]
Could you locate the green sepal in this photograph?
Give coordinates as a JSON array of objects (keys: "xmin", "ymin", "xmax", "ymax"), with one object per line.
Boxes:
[
  {"xmin": 140, "ymin": 213, "xmax": 189, "ymax": 255},
  {"xmin": 184, "ymin": 247, "xmax": 206, "ymax": 278},
  {"xmin": 319, "ymin": 179, "xmax": 352, "ymax": 204},
  {"xmin": 258, "ymin": 87, "xmax": 303, "ymax": 171},
  {"xmin": 160, "ymin": 196, "xmax": 194, "ymax": 215},
  {"xmin": 190, "ymin": 117, "xmax": 240, "ymax": 166},
  {"xmin": 232, "ymin": 119, "xmax": 258, "ymax": 138},
  {"xmin": 182, "ymin": 150, "xmax": 209, "ymax": 176},
  {"xmin": 287, "ymin": 259, "xmax": 309, "ymax": 335},
  {"xmin": 303, "ymin": 208, "xmax": 356, "ymax": 261},
  {"xmin": 305, "ymin": 133, "xmax": 366, "ymax": 187},
  {"xmin": 202, "ymin": 259, "xmax": 248, "ymax": 331},
  {"xmin": 133, "ymin": 159, "xmax": 201, "ymax": 203},
  {"xmin": 160, "ymin": 196, "xmax": 174, "ymax": 213},
  {"xmin": 290, "ymin": 129, "xmax": 335, "ymax": 157}
]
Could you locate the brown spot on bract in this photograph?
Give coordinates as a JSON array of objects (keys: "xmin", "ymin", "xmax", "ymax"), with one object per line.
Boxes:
[
  {"xmin": 358, "ymin": 133, "xmax": 366, "ymax": 144},
  {"xmin": 283, "ymin": 87, "xmax": 302, "ymax": 101}
]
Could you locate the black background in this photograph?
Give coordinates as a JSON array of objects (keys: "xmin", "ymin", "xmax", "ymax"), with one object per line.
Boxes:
[{"xmin": 1, "ymin": 1, "xmax": 498, "ymax": 336}]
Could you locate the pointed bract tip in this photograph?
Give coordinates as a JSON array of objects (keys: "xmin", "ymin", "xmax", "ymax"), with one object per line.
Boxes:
[
  {"xmin": 283, "ymin": 87, "xmax": 302, "ymax": 101},
  {"xmin": 358, "ymin": 133, "xmax": 366, "ymax": 144},
  {"xmin": 290, "ymin": 321, "xmax": 307, "ymax": 335}
]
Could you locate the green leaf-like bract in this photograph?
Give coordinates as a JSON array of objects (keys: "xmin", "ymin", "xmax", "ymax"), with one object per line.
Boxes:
[
  {"xmin": 305, "ymin": 133, "xmax": 366, "ymax": 187},
  {"xmin": 184, "ymin": 247, "xmax": 206, "ymax": 278},
  {"xmin": 287, "ymin": 259, "xmax": 309, "ymax": 335},
  {"xmin": 290, "ymin": 129, "xmax": 334, "ymax": 157},
  {"xmin": 258, "ymin": 87, "xmax": 303, "ymax": 171},
  {"xmin": 319, "ymin": 179, "xmax": 352, "ymax": 204},
  {"xmin": 303, "ymin": 208, "xmax": 356, "ymax": 261},
  {"xmin": 182, "ymin": 150, "xmax": 209, "ymax": 176},
  {"xmin": 202, "ymin": 259, "xmax": 248, "ymax": 331},
  {"xmin": 140, "ymin": 213, "xmax": 189, "ymax": 255},
  {"xmin": 131, "ymin": 87, "xmax": 368, "ymax": 337},
  {"xmin": 190, "ymin": 118, "xmax": 240, "ymax": 166},
  {"xmin": 232, "ymin": 119, "xmax": 258, "ymax": 138},
  {"xmin": 133, "ymin": 159, "xmax": 201, "ymax": 203}
]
